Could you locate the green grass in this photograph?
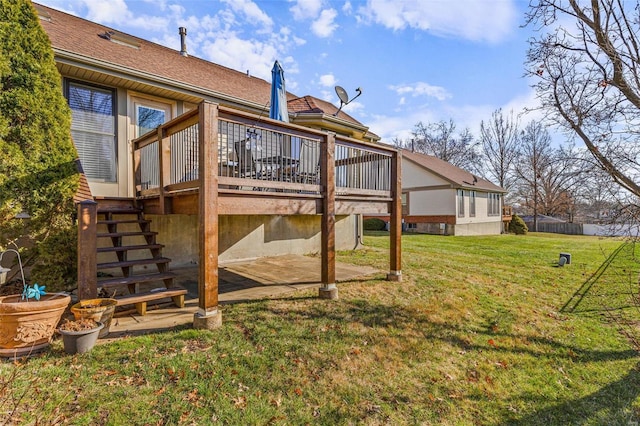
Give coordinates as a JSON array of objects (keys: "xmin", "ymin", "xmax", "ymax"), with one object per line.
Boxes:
[{"xmin": 3, "ymin": 232, "xmax": 640, "ymax": 425}]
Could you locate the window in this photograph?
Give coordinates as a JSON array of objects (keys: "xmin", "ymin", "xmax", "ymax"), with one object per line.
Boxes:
[
  {"xmin": 470, "ymin": 191, "xmax": 476, "ymax": 217},
  {"xmin": 457, "ymin": 189, "xmax": 465, "ymax": 217},
  {"xmin": 135, "ymin": 105, "xmax": 166, "ymax": 138},
  {"xmin": 401, "ymin": 192, "xmax": 409, "ymax": 215},
  {"xmin": 488, "ymin": 193, "xmax": 501, "ymax": 216},
  {"xmin": 67, "ymin": 81, "xmax": 116, "ymax": 182}
]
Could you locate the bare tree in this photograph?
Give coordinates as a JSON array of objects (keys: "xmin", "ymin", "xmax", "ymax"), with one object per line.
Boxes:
[
  {"xmin": 411, "ymin": 119, "xmax": 481, "ymax": 172},
  {"xmin": 515, "ymin": 121, "xmax": 552, "ymax": 231},
  {"xmin": 479, "ymin": 108, "xmax": 520, "ymax": 194},
  {"xmin": 525, "ymin": 0, "xmax": 640, "ymax": 198},
  {"xmin": 515, "ymin": 121, "xmax": 586, "ymax": 230}
]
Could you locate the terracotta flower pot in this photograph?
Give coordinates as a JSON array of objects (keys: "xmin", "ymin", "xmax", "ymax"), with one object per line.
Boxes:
[
  {"xmin": 0, "ymin": 293, "xmax": 70, "ymax": 358},
  {"xmin": 58, "ymin": 321, "xmax": 104, "ymax": 354},
  {"xmin": 71, "ymin": 298, "xmax": 117, "ymax": 338}
]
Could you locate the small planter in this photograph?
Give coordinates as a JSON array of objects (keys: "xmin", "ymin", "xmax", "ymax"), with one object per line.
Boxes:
[
  {"xmin": 0, "ymin": 293, "xmax": 71, "ymax": 358},
  {"xmin": 71, "ymin": 298, "xmax": 117, "ymax": 338},
  {"xmin": 58, "ymin": 319, "xmax": 104, "ymax": 354}
]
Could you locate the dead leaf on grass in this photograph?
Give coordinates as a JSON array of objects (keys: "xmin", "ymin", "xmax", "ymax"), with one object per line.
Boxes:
[
  {"xmin": 233, "ymin": 395, "xmax": 247, "ymax": 409},
  {"xmin": 270, "ymin": 397, "xmax": 282, "ymax": 408}
]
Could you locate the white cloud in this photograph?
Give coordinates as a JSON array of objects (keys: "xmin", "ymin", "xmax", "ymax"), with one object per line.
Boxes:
[
  {"xmin": 357, "ymin": 0, "xmax": 517, "ymax": 43},
  {"xmin": 311, "ymin": 8, "xmax": 338, "ymax": 37},
  {"xmin": 79, "ymin": 0, "xmax": 169, "ymax": 32},
  {"xmin": 200, "ymin": 34, "xmax": 279, "ymax": 81},
  {"xmin": 367, "ymin": 87, "xmax": 544, "ymax": 143},
  {"xmin": 390, "ymin": 82, "xmax": 451, "ymax": 101},
  {"xmin": 319, "ymin": 73, "xmax": 337, "ymax": 87},
  {"xmin": 290, "ymin": 0, "xmax": 323, "ymax": 20},
  {"xmin": 221, "ymin": 0, "xmax": 273, "ymax": 31},
  {"xmin": 343, "ymin": 100, "xmax": 364, "ymax": 114}
]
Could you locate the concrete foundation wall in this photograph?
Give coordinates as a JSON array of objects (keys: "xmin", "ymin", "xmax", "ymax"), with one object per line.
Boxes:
[
  {"xmin": 452, "ymin": 221, "xmax": 502, "ymax": 236},
  {"xmin": 147, "ymin": 214, "xmax": 360, "ymax": 267}
]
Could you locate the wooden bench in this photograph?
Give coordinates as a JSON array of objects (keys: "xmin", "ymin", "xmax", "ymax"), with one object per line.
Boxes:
[{"xmin": 115, "ymin": 287, "xmax": 188, "ymax": 316}]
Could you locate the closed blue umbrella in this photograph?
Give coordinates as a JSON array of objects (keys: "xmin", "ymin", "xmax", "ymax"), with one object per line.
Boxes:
[{"xmin": 269, "ymin": 60, "xmax": 289, "ymax": 122}]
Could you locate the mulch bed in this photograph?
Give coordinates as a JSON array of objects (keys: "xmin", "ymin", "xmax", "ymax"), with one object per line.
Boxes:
[{"xmin": 0, "ymin": 282, "xmax": 23, "ymax": 297}]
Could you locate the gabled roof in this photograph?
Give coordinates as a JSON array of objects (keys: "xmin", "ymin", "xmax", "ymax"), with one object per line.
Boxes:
[
  {"xmin": 288, "ymin": 95, "xmax": 358, "ymax": 124},
  {"xmin": 288, "ymin": 95, "xmax": 379, "ymax": 141},
  {"xmin": 36, "ymin": 3, "xmax": 277, "ymax": 108},
  {"xmin": 402, "ymin": 149, "xmax": 506, "ymax": 193}
]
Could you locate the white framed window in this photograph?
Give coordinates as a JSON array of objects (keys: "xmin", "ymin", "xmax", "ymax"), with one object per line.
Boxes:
[
  {"xmin": 457, "ymin": 189, "xmax": 465, "ymax": 217},
  {"xmin": 470, "ymin": 190, "xmax": 476, "ymax": 217},
  {"xmin": 67, "ymin": 81, "xmax": 116, "ymax": 182},
  {"xmin": 488, "ymin": 193, "xmax": 501, "ymax": 216}
]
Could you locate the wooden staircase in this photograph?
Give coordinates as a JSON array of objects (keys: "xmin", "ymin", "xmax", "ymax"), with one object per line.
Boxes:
[{"xmin": 95, "ymin": 199, "xmax": 187, "ymax": 315}]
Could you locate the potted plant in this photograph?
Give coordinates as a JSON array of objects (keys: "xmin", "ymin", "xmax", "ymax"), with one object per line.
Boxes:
[
  {"xmin": 0, "ymin": 283, "xmax": 70, "ymax": 358},
  {"xmin": 70, "ymin": 298, "xmax": 118, "ymax": 338},
  {"xmin": 57, "ymin": 318, "xmax": 104, "ymax": 354}
]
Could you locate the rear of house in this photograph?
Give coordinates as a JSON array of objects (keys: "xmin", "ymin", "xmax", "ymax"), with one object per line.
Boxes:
[{"xmin": 35, "ymin": 3, "xmax": 386, "ymax": 265}]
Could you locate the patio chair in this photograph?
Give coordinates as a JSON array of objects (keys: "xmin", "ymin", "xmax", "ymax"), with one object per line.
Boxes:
[
  {"xmin": 295, "ymin": 141, "xmax": 320, "ymax": 184},
  {"xmin": 234, "ymin": 140, "xmax": 276, "ymax": 180}
]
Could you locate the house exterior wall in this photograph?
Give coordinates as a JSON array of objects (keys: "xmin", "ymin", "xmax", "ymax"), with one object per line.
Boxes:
[
  {"xmin": 403, "ymin": 159, "xmax": 449, "ymax": 187},
  {"xmin": 408, "ymin": 189, "xmax": 454, "ymax": 216},
  {"xmin": 148, "ymin": 214, "xmax": 359, "ymax": 266}
]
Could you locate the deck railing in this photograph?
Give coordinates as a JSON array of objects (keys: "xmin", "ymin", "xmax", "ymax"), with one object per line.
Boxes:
[{"xmin": 133, "ymin": 102, "xmax": 397, "ymax": 202}]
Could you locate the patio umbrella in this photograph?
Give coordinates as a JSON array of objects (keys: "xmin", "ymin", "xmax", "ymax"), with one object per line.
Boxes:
[{"xmin": 269, "ymin": 60, "xmax": 289, "ymax": 122}]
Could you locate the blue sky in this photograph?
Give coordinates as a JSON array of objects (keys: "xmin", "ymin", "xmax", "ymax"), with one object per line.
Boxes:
[{"xmin": 36, "ymin": 0, "xmax": 541, "ymax": 143}]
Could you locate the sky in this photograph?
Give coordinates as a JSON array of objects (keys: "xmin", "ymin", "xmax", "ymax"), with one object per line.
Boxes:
[{"xmin": 36, "ymin": 0, "xmax": 544, "ymax": 144}]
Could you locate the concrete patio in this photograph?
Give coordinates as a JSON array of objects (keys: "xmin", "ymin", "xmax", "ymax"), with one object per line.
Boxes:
[{"xmin": 102, "ymin": 254, "xmax": 379, "ymax": 339}]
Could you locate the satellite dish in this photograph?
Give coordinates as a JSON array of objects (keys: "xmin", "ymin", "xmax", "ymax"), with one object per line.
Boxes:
[
  {"xmin": 335, "ymin": 86, "xmax": 349, "ymax": 104},
  {"xmin": 333, "ymin": 86, "xmax": 363, "ymax": 117}
]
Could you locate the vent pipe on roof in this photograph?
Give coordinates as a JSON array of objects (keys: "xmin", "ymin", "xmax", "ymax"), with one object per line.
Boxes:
[{"xmin": 179, "ymin": 27, "xmax": 188, "ymax": 57}]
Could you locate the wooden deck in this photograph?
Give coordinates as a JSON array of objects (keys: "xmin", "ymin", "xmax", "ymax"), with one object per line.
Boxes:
[{"xmin": 78, "ymin": 101, "xmax": 402, "ymax": 328}]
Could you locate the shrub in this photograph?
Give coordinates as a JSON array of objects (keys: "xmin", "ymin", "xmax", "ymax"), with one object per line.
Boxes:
[
  {"xmin": 0, "ymin": 1, "xmax": 79, "ymax": 289},
  {"xmin": 509, "ymin": 215, "xmax": 528, "ymax": 235},
  {"xmin": 363, "ymin": 218, "xmax": 387, "ymax": 231}
]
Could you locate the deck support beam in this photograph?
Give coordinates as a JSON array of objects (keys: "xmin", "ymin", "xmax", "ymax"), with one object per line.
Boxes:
[
  {"xmin": 77, "ymin": 200, "xmax": 98, "ymax": 299},
  {"xmin": 194, "ymin": 101, "xmax": 223, "ymax": 329},
  {"xmin": 319, "ymin": 132, "xmax": 337, "ymax": 299},
  {"xmin": 387, "ymin": 151, "xmax": 402, "ymax": 282}
]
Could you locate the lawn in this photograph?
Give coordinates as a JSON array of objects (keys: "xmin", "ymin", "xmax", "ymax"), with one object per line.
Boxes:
[{"xmin": 2, "ymin": 232, "xmax": 640, "ymax": 425}]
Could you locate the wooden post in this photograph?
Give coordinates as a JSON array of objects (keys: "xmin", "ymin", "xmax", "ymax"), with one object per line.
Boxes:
[
  {"xmin": 158, "ymin": 126, "xmax": 170, "ymax": 214},
  {"xmin": 77, "ymin": 200, "xmax": 98, "ymax": 299},
  {"xmin": 194, "ymin": 101, "xmax": 222, "ymax": 329},
  {"xmin": 319, "ymin": 133, "xmax": 338, "ymax": 299},
  {"xmin": 387, "ymin": 151, "xmax": 402, "ymax": 281}
]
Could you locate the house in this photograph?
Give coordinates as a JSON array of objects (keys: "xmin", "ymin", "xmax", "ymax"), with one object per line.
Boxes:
[
  {"xmin": 374, "ymin": 149, "xmax": 510, "ymax": 236},
  {"xmin": 34, "ymin": 3, "xmax": 402, "ymax": 328}
]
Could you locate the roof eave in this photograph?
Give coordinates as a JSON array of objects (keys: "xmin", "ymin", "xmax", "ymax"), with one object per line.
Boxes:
[
  {"xmin": 54, "ymin": 48, "xmax": 265, "ymax": 112},
  {"xmin": 291, "ymin": 112, "xmax": 370, "ymax": 138}
]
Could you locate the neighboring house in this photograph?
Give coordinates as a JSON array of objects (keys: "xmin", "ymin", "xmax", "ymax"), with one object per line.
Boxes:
[
  {"xmin": 391, "ymin": 150, "xmax": 510, "ymax": 236},
  {"xmin": 34, "ymin": 3, "xmax": 402, "ymax": 327}
]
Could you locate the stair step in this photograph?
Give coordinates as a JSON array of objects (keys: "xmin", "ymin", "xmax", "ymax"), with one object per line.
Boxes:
[
  {"xmin": 97, "ymin": 243, "xmax": 164, "ymax": 253},
  {"xmin": 114, "ymin": 286, "xmax": 187, "ymax": 315},
  {"xmin": 97, "ymin": 257, "xmax": 171, "ymax": 270},
  {"xmin": 97, "ymin": 231, "xmax": 157, "ymax": 238},
  {"xmin": 98, "ymin": 271, "xmax": 177, "ymax": 288},
  {"xmin": 98, "ymin": 219, "xmax": 151, "ymax": 226}
]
